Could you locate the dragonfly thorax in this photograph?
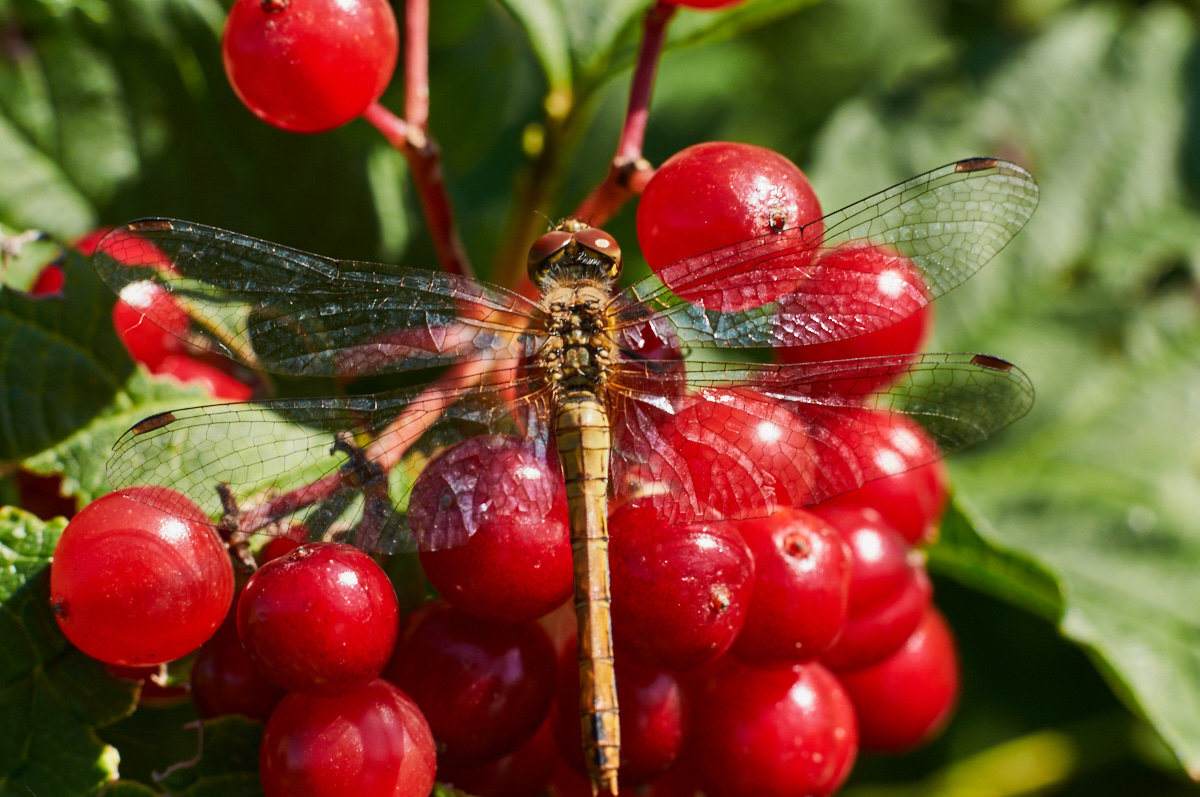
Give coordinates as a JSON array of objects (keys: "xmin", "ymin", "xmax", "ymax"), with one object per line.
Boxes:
[{"xmin": 539, "ymin": 283, "xmax": 617, "ymax": 391}]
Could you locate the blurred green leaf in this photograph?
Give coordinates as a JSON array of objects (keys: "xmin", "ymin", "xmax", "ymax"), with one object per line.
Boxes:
[{"xmin": 0, "ymin": 248, "xmax": 132, "ymax": 461}]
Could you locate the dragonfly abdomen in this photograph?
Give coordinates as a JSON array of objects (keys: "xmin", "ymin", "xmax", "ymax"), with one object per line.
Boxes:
[{"xmin": 555, "ymin": 389, "xmax": 620, "ymax": 795}]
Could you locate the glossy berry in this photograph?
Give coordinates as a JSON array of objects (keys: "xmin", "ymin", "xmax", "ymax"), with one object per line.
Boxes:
[
  {"xmin": 437, "ymin": 715, "xmax": 557, "ymax": 797},
  {"xmin": 555, "ymin": 632, "xmax": 684, "ymax": 786},
  {"xmin": 637, "ymin": 142, "xmax": 822, "ymax": 311},
  {"xmin": 29, "ymin": 263, "xmax": 64, "ymax": 295},
  {"xmin": 811, "ymin": 504, "xmax": 932, "ymax": 670},
  {"xmin": 49, "ymin": 487, "xmax": 233, "ymax": 666},
  {"xmin": 260, "ymin": 678, "xmax": 435, "ymax": 797},
  {"xmin": 609, "ymin": 504, "xmax": 753, "ymax": 670},
  {"xmin": 649, "ymin": 388, "xmax": 819, "ymax": 519},
  {"xmin": 223, "ymin": 0, "xmax": 399, "ymax": 133},
  {"xmin": 815, "ymin": 409, "xmax": 948, "ymax": 544},
  {"xmin": 776, "ymin": 243, "xmax": 932, "ymax": 383},
  {"xmin": 111, "ymin": 280, "xmax": 192, "ymax": 369},
  {"xmin": 731, "ymin": 508, "xmax": 852, "ymax": 664},
  {"xmin": 836, "ymin": 607, "xmax": 960, "ymax": 752},
  {"xmin": 414, "ymin": 435, "xmax": 572, "ymax": 622},
  {"xmin": 258, "ymin": 534, "xmax": 305, "ymax": 565},
  {"xmin": 238, "ymin": 542, "xmax": 398, "ymax": 696},
  {"xmin": 191, "ymin": 612, "xmax": 287, "ymax": 722},
  {"xmin": 384, "ymin": 600, "xmax": 556, "ymax": 767},
  {"xmin": 689, "ymin": 658, "xmax": 857, "ymax": 797}
]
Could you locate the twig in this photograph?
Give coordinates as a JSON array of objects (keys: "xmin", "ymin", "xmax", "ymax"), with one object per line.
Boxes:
[
  {"xmin": 362, "ymin": 0, "xmax": 472, "ymax": 279},
  {"xmin": 570, "ymin": 1, "xmax": 676, "ymax": 226}
]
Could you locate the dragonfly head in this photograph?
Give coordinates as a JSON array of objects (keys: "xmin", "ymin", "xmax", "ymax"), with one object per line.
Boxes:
[{"xmin": 527, "ymin": 219, "xmax": 622, "ymax": 290}]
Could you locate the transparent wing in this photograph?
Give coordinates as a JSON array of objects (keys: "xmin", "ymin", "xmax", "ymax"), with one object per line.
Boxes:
[
  {"xmin": 107, "ymin": 368, "xmax": 556, "ymax": 554},
  {"xmin": 94, "ymin": 219, "xmax": 542, "ymax": 378},
  {"xmin": 608, "ymin": 353, "xmax": 1034, "ymax": 524},
  {"xmin": 611, "ymin": 158, "xmax": 1039, "ymax": 349}
]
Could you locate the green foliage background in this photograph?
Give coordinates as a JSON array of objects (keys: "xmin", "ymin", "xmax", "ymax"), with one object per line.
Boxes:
[{"xmin": 1, "ymin": 0, "xmax": 1199, "ymax": 794}]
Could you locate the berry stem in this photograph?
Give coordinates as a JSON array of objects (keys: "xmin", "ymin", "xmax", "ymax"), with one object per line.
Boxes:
[
  {"xmin": 570, "ymin": 1, "xmax": 675, "ymax": 226},
  {"xmin": 361, "ymin": 0, "xmax": 472, "ymax": 280},
  {"xmin": 403, "ymin": 0, "xmax": 430, "ymax": 133}
]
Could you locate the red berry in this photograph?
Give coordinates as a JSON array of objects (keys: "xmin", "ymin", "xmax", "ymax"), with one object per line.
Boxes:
[
  {"xmin": 191, "ymin": 612, "xmax": 287, "ymax": 722},
  {"xmin": 731, "ymin": 508, "xmax": 852, "ymax": 664},
  {"xmin": 815, "ymin": 409, "xmax": 948, "ymax": 544},
  {"xmin": 29, "ymin": 263, "xmax": 64, "ymax": 296},
  {"xmin": 259, "ymin": 678, "xmax": 435, "ymax": 797},
  {"xmin": 384, "ymin": 601, "xmax": 556, "ymax": 767},
  {"xmin": 222, "ymin": 0, "xmax": 399, "ymax": 133},
  {"xmin": 609, "ymin": 504, "xmax": 753, "ymax": 670},
  {"xmin": 414, "ymin": 435, "xmax": 572, "ymax": 622},
  {"xmin": 554, "ymin": 632, "xmax": 684, "ymax": 786},
  {"xmin": 689, "ymin": 658, "xmax": 857, "ymax": 797},
  {"xmin": 636, "ymin": 142, "xmax": 823, "ymax": 311},
  {"xmin": 237, "ymin": 542, "xmax": 399, "ymax": 696},
  {"xmin": 111, "ymin": 280, "xmax": 192, "ymax": 368},
  {"xmin": 438, "ymin": 716, "xmax": 557, "ymax": 797},
  {"xmin": 258, "ymin": 534, "xmax": 304, "ymax": 565},
  {"xmin": 812, "ymin": 505, "xmax": 932, "ymax": 670},
  {"xmin": 154, "ymin": 354, "xmax": 254, "ymax": 400},
  {"xmin": 836, "ymin": 607, "xmax": 960, "ymax": 752},
  {"xmin": 776, "ymin": 244, "xmax": 932, "ymax": 384},
  {"xmin": 49, "ymin": 487, "xmax": 233, "ymax": 666},
  {"xmin": 648, "ymin": 387, "xmax": 819, "ymax": 520}
]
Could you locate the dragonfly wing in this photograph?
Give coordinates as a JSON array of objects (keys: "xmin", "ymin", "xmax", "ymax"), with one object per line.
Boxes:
[
  {"xmin": 611, "ymin": 158, "xmax": 1039, "ymax": 350},
  {"xmin": 108, "ymin": 369, "xmax": 555, "ymax": 553},
  {"xmin": 608, "ymin": 353, "xmax": 1033, "ymax": 524},
  {"xmin": 94, "ymin": 219, "xmax": 541, "ymax": 378}
]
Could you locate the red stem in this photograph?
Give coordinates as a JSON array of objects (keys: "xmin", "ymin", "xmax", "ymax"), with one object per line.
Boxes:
[
  {"xmin": 361, "ymin": 0, "xmax": 472, "ymax": 279},
  {"xmin": 571, "ymin": 1, "xmax": 676, "ymax": 226},
  {"xmin": 404, "ymin": 0, "xmax": 429, "ymax": 132}
]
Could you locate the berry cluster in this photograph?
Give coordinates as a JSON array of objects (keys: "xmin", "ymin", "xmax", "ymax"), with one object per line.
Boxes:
[{"xmin": 49, "ymin": 141, "xmax": 961, "ymax": 797}]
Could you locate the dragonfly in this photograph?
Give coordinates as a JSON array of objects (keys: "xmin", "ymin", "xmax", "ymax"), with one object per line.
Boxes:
[{"xmin": 95, "ymin": 156, "xmax": 1038, "ymax": 794}]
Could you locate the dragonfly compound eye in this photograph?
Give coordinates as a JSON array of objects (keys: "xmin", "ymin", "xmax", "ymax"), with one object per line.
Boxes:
[
  {"xmin": 528, "ymin": 230, "xmax": 573, "ymax": 287},
  {"xmin": 572, "ymin": 227, "xmax": 622, "ymax": 279}
]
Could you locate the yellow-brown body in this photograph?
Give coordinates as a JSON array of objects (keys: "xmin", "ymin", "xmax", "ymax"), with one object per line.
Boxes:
[{"xmin": 540, "ymin": 275, "xmax": 622, "ymax": 795}]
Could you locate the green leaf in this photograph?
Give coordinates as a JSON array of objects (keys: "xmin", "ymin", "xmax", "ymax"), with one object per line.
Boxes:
[
  {"xmin": 497, "ymin": 0, "xmax": 823, "ymax": 99},
  {"xmin": 0, "ymin": 247, "xmax": 132, "ymax": 462},
  {"xmin": 0, "ymin": 508, "xmax": 139, "ymax": 796},
  {"xmin": 154, "ymin": 716, "xmax": 263, "ymax": 796},
  {"xmin": 805, "ymin": 3, "xmax": 1200, "ymax": 776}
]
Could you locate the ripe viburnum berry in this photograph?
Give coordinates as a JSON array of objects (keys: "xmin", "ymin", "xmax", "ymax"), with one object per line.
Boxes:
[
  {"xmin": 412, "ymin": 435, "xmax": 573, "ymax": 622},
  {"xmin": 259, "ymin": 679, "xmax": 436, "ymax": 797},
  {"xmin": 836, "ymin": 607, "xmax": 960, "ymax": 752},
  {"xmin": 237, "ymin": 542, "xmax": 399, "ymax": 696},
  {"xmin": 689, "ymin": 658, "xmax": 857, "ymax": 797},
  {"xmin": 49, "ymin": 487, "xmax": 233, "ymax": 666},
  {"xmin": 731, "ymin": 508, "xmax": 852, "ymax": 664},
  {"xmin": 609, "ymin": 503, "xmax": 754, "ymax": 671},
  {"xmin": 222, "ymin": 0, "xmax": 399, "ymax": 133},
  {"xmin": 776, "ymin": 243, "xmax": 933, "ymax": 383},
  {"xmin": 384, "ymin": 600, "xmax": 556, "ymax": 767},
  {"xmin": 636, "ymin": 141, "xmax": 823, "ymax": 311}
]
